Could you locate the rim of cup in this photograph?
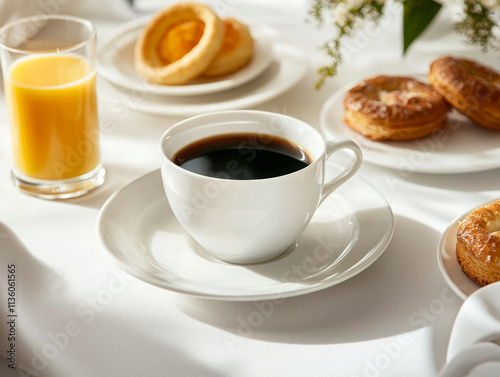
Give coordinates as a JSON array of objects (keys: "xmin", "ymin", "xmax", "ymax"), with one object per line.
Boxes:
[
  {"xmin": 159, "ymin": 110, "xmax": 328, "ymax": 182},
  {"xmin": 0, "ymin": 14, "xmax": 96, "ymax": 54}
]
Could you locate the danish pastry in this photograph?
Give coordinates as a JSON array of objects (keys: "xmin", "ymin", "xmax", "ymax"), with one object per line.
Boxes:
[
  {"xmin": 428, "ymin": 56, "xmax": 500, "ymax": 130},
  {"xmin": 456, "ymin": 199, "xmax": 500, "ymax": 286},
  {"xmin": 343, "ymin": 75, "xmax": 451, "ymax": 141},
  {"xmin": 134, "ymin": 2, "xmax": 224, "ymax": 85},
  {"xmin": 203, "ymin": 18, "xmax": 254, "ymax": 77}
]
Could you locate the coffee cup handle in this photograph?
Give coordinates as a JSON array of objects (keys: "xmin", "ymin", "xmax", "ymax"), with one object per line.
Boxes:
[{"xmin": 320, "ymin": 138, "xmax": 363, "ymax": 204}]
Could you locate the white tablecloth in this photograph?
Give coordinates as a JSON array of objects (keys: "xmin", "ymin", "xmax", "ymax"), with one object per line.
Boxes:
[{"xmin": 1, "ymin": 1, "xmax": 500, "ymax": 376}]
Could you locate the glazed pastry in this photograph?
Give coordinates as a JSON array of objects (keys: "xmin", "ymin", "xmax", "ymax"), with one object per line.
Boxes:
[
  {"xmin": 456, "ymin": 199, "xmax": 500, "ymax": 286},
  {"xmin": 203, "ymin": 18, "xmax": 254, "ymax": 77},
  {"xmin": 343, "ymin": 75, "xmax": 451, "ymax": 141},
  {"xmin": 134, "ymin": 2, "xmax": 224, "ymax": 85},
  {"xmin": 428, "ymin": 56, "xmax": 500, "ymax": 130}
]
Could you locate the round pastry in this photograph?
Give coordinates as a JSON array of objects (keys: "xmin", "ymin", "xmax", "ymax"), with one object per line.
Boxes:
[
  {"xmin": 343, "ymin": 75, "xmax": 451, "ymax": 141},
  {"xmin": 134, "ymin": 2, "xmax": 224, "ymax": 85},
  {"xmin": 428, "ymin": 56, "xmax": 500, "ymax": 130},
  {"xmin": 202, "ymin": 18, "xmax": 254, "ymax": 77},
  {"xmin": 456, "ymin": 199, "xmax": 500, "ymax": 286}
]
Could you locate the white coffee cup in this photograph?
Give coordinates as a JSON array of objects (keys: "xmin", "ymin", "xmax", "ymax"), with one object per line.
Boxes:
[{"xmin": 159, "ymin": 110, "xmax": 362, "ymax": 264}]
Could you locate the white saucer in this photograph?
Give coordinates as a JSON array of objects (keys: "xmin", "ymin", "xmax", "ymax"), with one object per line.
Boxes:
[
  {"xmin": 320, "ymin": 79, "xmax": 500, "ymax": 174},
  {"xmin": 436, "ymin": 201, "xmax": 498, "ymax": 300},
  {"xmin": 97, "ymin": 39, "xmax": 306, "ymax": 117},
  {"xmin": 97, "ymin": 168, "xmax": 394, "ymax": 301},
  {"xmin": 98, "ymin": 17, "xmax": 274, "ymax": 97}
]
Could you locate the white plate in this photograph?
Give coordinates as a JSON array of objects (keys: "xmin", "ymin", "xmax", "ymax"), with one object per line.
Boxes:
[
  {"xmin": 436, "ymin": 201, "xmax": 499, "ymax": 300},
  {"xmin": 97, "ymin": 39, "xmax": 306, "ymax": 117},
  {"xmin": 96, "ymin": 168, "xmax": 394, "ymax": 301},
  {"xmin": 98, "ymin": 17, "xmax": 273, "ymax": 96},
  {"xmin": 320, "ymin": 80, "xmax": 500, "ymax": 174}
]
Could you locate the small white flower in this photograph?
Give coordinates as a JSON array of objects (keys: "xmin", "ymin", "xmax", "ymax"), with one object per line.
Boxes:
[
  {"xmin": 477, "ymin": 0, "xmax": 500, "ymax": 8},
  {"xmin": 333, "ymin": 3, "xmax": 351, "ymax": 26},
  {"xmin": 435, "ymin": 0, "xmax": 500, "ymax": 7},
  {"xmin": 333, "ymin": 0, "xmax": 382, "ymax": 28}
]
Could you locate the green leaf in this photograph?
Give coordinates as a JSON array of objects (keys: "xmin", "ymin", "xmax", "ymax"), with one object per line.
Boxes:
[{"xmin": 403, "ymin": 0, "xmax": 442, "ymax": 54}]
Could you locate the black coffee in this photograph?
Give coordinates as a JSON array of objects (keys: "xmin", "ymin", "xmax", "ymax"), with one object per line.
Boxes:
[{"xmin": 173, "ymin": 133, "xmax": 312, "ymax": 180}]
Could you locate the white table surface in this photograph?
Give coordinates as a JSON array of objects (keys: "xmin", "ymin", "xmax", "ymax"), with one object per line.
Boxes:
[{"xmin": 1, "ymin": 1, "xmax": 499, "ymax": 376}]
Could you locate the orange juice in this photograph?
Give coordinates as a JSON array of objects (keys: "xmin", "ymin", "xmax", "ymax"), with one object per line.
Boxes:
[{"xmin": 6, "ymin": 54, "xmax": 100, "ymax": 180}]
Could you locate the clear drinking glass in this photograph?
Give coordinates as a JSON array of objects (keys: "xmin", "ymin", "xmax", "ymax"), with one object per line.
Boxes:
[{"xmin": 0, "ymin": 15, "xmax": 105, "ymax": 199}]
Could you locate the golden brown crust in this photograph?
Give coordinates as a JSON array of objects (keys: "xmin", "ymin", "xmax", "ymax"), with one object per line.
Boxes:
[
  {"xmin": 343, "ymin": 75, "xmax": 451, "ymax": 141},
  {"xmin": 456, "ymin": 199, "xmax": 500, "ymax": 286},
  {"xmin": 134, "ymin": 2, "xmax": 224, "ymax": 85},
  {"xmin": 202, "ymin": 18, "xmax": 254, "ymax": 77},
  {"xmin": 428, "ymin": 56, "xmax": 500, "ymax": 130}
]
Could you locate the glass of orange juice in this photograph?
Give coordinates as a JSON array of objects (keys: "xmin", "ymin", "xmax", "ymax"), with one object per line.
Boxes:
[{"xmin": 0, "ymin": 15, "xmax": 105, "ymax": 199}]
